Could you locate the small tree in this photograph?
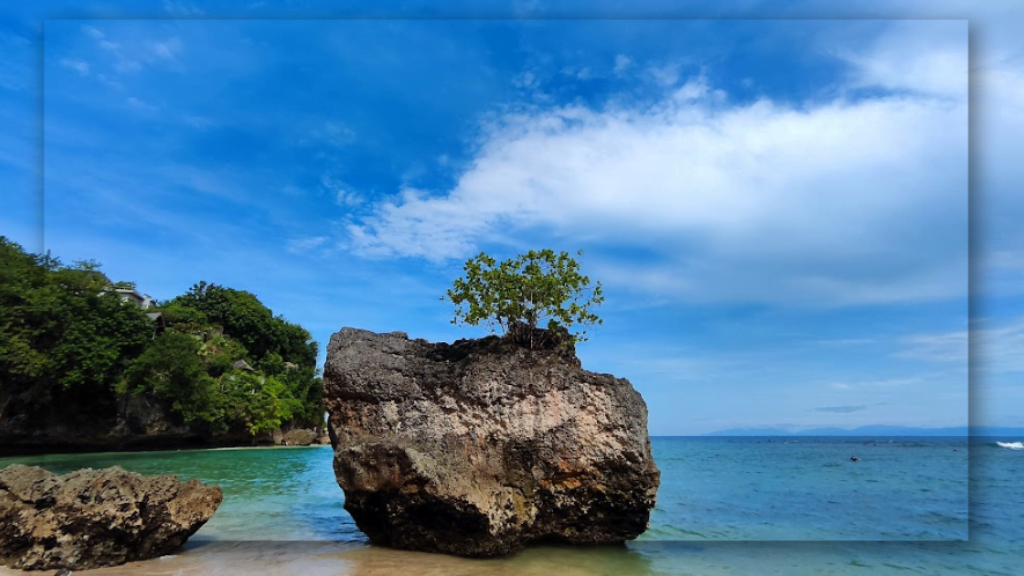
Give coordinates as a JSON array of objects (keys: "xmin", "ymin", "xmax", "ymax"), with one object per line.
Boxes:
[{"xmin": 443, "ymin": 249, "xmax": 604, "ymax": 349}]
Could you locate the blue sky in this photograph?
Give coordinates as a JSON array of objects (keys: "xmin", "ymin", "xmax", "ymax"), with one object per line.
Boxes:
[{"xmin": 1, "ymin": 2, "xmax": 1019, "ymax": 435}]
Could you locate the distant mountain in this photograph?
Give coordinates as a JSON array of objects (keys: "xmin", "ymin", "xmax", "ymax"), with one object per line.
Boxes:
[
  {"xmin": 703, "ymin": 425, "xmax": 1024, "ymax": 437},
  {"xmin": 797, "ymin": 425, "xmax": 969, "ymax": 436},
  {"xmin": 704, "ymin": 427, "xmax": 795, "ymax": 436}
]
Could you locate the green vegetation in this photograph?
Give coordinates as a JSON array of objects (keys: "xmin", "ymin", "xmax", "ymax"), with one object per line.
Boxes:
[
  {"xmin": 0, "ymin": 236, "xmax": 323, "ymax": 437},
  {"xmin": 443, "ymin": 249, "xmax": 604, "ymax": 349}
]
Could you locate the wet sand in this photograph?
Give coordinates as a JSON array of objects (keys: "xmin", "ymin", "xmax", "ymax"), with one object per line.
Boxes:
[
  {"xmin": 1, "ymin": 539, "xmax": 997, "ymax": 576},
  {"xmin": 0, "ymin": 541, "xmax": 664, "ymax": 576}
]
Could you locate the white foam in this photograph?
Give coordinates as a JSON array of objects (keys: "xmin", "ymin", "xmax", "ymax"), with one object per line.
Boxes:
[{"xmin": 996, "ymin": 441, "xmax": 1024, "ymax": 450}]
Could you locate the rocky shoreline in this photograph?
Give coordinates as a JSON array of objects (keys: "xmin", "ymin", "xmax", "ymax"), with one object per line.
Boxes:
[
  {"xmin": 0, "ymin": 426, "xmax": 329, "ymax": 458},
  {"xmin": 1, "ymin": 389, "xmax": 328, "ymax": 457}
]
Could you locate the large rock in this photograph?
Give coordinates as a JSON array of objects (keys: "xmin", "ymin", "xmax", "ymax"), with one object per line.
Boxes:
[
  {"xmin": 323, "ymin": 327, "xmax": 660, "ymax": 557},
  {"xmin": 283, "ymin": 428, "xmax": 318, "ymax": 446},
  {"xmin": 0, "ymin": 465, "xmax": 222, "ymax": 570}
]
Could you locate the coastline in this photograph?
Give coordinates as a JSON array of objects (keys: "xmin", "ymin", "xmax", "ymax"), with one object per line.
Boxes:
[
  {"xmin": 0, "ymin": 432, "xmax": 330, "ymax": 459},
  {"xmin": 0, "ymin": 444, "xmax": 332, "ymax": 467}
]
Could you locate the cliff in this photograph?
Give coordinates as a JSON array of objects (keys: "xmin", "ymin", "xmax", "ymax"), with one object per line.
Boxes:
[{"xmin": 0, "ymin": 392, "xmax": 323, "ymax": 456}]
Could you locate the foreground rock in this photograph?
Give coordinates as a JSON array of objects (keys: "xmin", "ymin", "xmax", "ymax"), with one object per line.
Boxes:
[
  {"xmin": 323, "ymin": 327, "xmax": 660, "ymax": 557},
  {"xmin": 0, "ymin": 465, "xmax": 222, "ymax": 570}
]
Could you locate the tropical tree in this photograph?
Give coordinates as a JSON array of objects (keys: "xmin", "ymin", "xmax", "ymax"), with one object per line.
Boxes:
[
  {"xmin": 0, "ymin": 237, "xmax": 326, "ymax": 438},
  {"xmin": 443, "ymin": 249, "xmax": 604, "ymax": 349},
  {"xmin": 119, "ymin": 331, "xmax": 218, "ymax": 424}
]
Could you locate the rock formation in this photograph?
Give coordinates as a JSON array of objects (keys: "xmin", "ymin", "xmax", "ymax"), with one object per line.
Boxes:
[
  {"xmin": 283, "ymin": 428, "xmax": 318, "ymax": 446},
  {"xmin": 0, "ymin": 465, "xmax": 222, "ymax": 570},
  {"xmin": 323, "ymin": 327, "xmax": 660, "ymax": 557}
]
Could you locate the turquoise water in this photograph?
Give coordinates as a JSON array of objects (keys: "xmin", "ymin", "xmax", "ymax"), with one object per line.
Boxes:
[
  {"xmin": 645, "ymin": 436, "xmax": 968, "ymax": 540},
  {"xmin": 1, "ymin": 436, "xmax": 1018, "ymax": 576}
]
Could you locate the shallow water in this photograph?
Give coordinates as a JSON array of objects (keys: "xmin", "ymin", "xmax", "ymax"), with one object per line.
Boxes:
[{"xmin": 1, "ymin": 437, "xmax": 1018, "ymax": 575}]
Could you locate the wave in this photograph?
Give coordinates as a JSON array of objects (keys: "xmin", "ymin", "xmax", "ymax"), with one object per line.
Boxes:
[{"xmin": 996, "ymin": 441, "xmax": 1024, "ymax": 450}]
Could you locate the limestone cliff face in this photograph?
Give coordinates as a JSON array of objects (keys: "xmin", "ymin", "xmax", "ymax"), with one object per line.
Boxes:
[
  {"xmin": 0, "ymin": 465, "xmax": 222, "ymax": 570},
  {"xmin": 323, "ymin": 328, "xmax": 660, "ymax": 557}
]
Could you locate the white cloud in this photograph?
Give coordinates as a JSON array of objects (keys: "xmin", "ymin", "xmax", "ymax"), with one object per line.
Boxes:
[
  {"xmin": 81, "ymin": 27, "xmax": 181, "ymax": 76},
  {"xmin": 894, "ymin": 331, "xmax": 968, "ymax": 363},
  {"xmin": 335, "ymin": 189, "xmax": 364, "ymax": 207},
  {"xmin": 812, "ymin": 338, "xmax": 877, "ymax": 347},
  {"xmin": 162, "ymin": 0, "xmax": 205, "ymax": 16},
  {"xmin": 151, "ymin": 37, "xmax": 182, "ymax": 60},
  {"xmin": 59, "ymin": 58, "xmax": 89, "ymax": 76},
  {"xmin": 125, "ymin": 96, "xmax": 157, "ymax": 112},
  {"xmin": 829, "ymin": 375, "xmax": 929, "ymax": 389},
  {"xmin": 670, "ymin": 75, "xmax": 722, "ymax": 102},
  {"xmin": 975, "ymin": 317, "xmax": 1024, "ymax": 374},
  {"xmin": 183, "ymin": 114, "xmax": 216, "ymax": 130},
  {"xmin": 94, "ymin": 73, "xmax": 122, "ymax": 90},
  {"xmin": 613, "ymin": 54, "xmax": 632, "ymax": 74},
  {"xmin": 316, "ymin": 174, "xmax": 364, "ymax": 208},
  {"xmin": 646, "ymin": 62, "xmax": 681, "ymax": 86},
  {"xmin": 513, "ymin": 71, "xmax": 538, "ymax": 89},
  {"xmin": 838, "ymin": 20, "xmax": 967, "ymax": 98},
  {"xmin": 306, "ymin": 122, "xmax": 356, "ymax": 147},
  {"xmin": 84, "ymin": 27, "xmax": 118, "ymax": 52},
  {"xmin": 347, "ymin": 47, "xmax": 966, "ymax": 306},
  {"xmin": 115, "ymin": 58, "xmax": 143, "ymax": 74},
  {"xmin": 286, "ymin": 236, "xmax": 329, "ymax": 254}
]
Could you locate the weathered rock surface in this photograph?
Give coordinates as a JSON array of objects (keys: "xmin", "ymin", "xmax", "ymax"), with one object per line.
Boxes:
[
  {"xmin": 323, "ymin": 327, "xmax": 660, "ymax": 557},
  {"xmin": 0, "ymin": 465, "xmax": 222, "ymax": 570},
  {"xmin": 283, "ymin": 428, "xmax": 318, "ymax": 446}
]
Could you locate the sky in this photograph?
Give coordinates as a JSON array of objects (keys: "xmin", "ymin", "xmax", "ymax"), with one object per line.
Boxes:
[{"xmin": 0, "ymin": 1, "xmax": 1019, "ymax": 436}]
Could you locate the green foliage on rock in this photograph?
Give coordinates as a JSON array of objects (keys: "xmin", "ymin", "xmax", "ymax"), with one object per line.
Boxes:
[
  {"xmin": 0, "ymin": 236, "xmax": 324, "ymax": 438},
  {"xmin": 443, "ymin": 249, "xmax": 604, "ymax": 348},
  {"xmin": 119, "ymin": 331, "xmax": 219, "ymax": 425},
  {"xmin": 169, "ymin": 281, "xmax": 318, "ymax": 366}
]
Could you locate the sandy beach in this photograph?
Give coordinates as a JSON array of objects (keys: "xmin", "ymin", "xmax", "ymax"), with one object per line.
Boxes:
[{"xmin": 0, "ymin": 541, "xmax": 669, "ymax": 576}]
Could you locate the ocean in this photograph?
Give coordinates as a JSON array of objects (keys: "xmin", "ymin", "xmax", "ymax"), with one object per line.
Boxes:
[{"xmin": 1, "ymin": 436, "xmax": 1019, "ymax": 575}]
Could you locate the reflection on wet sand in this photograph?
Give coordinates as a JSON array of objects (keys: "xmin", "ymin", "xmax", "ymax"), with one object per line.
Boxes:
[
  {"xmin": 0, "ymin": 541, "xmax": 664, "ymax": 576},
  {"xmin": 0, "ymin": 540, "xmax": 1010, "ymax": 576},
  {"xmin": 340, "ymin": 544, "xmax": 658, "ymax": 576}
]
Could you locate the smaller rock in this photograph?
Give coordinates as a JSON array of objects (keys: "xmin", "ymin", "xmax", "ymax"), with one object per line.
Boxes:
[
  {"xmin": 0, "ymin": 465, "xmax": 222, "ymax": 571},
  {"xmin": 282, "ymin": 429, "xmax": 317, "ymax": 446}
]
